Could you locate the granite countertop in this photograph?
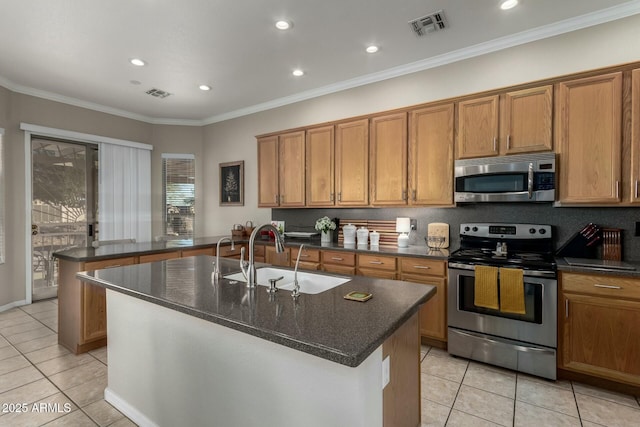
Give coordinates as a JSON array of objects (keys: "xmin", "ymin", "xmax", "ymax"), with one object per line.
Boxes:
[
  {"xmin": 556, "ymin": 257, "xmax": 640, "ymax": 278},
  {"xmin": 77, "ymin": 256, "xmax": 435, "ymax": 367},
  {"xmin": 53, "ymin": 234, "xmax": 450, "ymax": 262}
]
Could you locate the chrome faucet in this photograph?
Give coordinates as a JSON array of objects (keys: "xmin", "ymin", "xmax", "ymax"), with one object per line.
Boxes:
[
  {"xmin": 291, "ymin": 244, "xmax": 305, "ymax": 298},
  {"xmin": 241, "ymin": 224, "xmax": 285, "ymax": 288},
  {"xmin": 213, "ymin": 237, "xmax": 235, "ymax": 281}
]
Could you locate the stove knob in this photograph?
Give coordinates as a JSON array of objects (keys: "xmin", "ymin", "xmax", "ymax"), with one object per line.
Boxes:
[
  {"xmin": 529, "ymin": 228, "xmax": 536, "ymax": 234},
  {"xmin": 464, "ymin": 226, "xmax": 470, "ymax": 232},
  {"xmin": 538, "ymin": 228, "xmax": 547, "ymax": 235},
  {"xmin": 472, "ymin": 227, "xmax": 478, "ymax": 232}
]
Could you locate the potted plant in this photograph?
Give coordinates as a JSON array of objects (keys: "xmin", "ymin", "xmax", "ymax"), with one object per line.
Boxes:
[{"xmin": 315, "ymin": 216, "xmax": 336, "ymax": 244}]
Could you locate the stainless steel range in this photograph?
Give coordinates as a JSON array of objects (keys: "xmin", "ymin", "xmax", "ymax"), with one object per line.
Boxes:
[{"xmin": 447, "ymin": 223, "xmax": 557, "ymax": 380}]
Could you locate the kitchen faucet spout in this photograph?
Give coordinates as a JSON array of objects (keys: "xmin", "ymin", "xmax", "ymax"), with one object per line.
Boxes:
[{"xmin": 246, "ymin": 224, "xmax": 285, "ymax": 288}]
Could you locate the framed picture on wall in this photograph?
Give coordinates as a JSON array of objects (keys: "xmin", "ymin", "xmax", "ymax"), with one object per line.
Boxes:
[{"xmin": 219, "ymin": 161, "xmax": 244, "ymax": 206}]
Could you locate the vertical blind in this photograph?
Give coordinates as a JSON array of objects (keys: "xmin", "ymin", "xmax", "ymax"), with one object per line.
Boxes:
[
  {"xmin": 0, "ymin": 128, "xmax": 4, "ymax": 264},
  {"xmin": 162, "ymin": 153, "xmax": 195, "ymax": 239}
]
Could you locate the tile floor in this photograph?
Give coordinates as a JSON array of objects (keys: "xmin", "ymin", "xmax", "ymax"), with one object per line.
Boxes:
[{"xmin": 1, "ymin": 299, "xmax": 639, "ymax": 426}]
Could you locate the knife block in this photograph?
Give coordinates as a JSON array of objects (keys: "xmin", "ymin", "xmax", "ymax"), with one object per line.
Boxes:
[
  {"xmin": 601, "ymin": 228, "xmax": 622, "ymax": 261},
  {"xmin": 555, "ymin": 223, "xmax": 601, "ymax": 259}
]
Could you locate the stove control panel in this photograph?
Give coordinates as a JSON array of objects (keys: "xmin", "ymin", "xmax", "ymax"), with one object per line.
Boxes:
[{"xmin": 460, "ymin": 223, "xmax": 552, "ymax": 239}]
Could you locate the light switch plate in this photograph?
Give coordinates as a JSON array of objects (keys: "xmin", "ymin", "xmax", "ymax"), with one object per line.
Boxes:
[{"xmin": 382, "ymin": 356, "xmax": 390, "ymax": 389}]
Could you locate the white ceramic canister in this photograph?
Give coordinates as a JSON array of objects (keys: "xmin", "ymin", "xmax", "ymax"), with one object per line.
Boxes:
[
  {"xmin": 369, "ymin": 230, "xmax": 380, "ymax": 246},
  {"xmin": 356, "ymin": 226, "xmax": 369, "ymax": 246},
  {"xmin": 343, "ymin": 223, "xmax": 356, "ymax": 245}
]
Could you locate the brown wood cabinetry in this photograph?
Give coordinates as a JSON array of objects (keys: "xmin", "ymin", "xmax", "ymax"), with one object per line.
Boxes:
[
  {"xmin": 559, "ymin": 272, "xmax": 640, "ymax": 387},
  {"xmin": 502, "ymin": 85, "xmax": 553, "ymax": 154},
  {"xmin": 217, "ymin": 243, "xmax": 246, "ymax": 259},
  {"xmin": 253, "ymin": 244, "xmax": 265, "ymax": 263},
  {"xmin": 139, "ymin": 251, "xmax": 180, "ymax": 264},
  {"xmin": 408, "ymin": 103, "xmax": 454, "ymax": 206},
  {"xmin": 182, "ymin": 247, "xmax": 215, "ymax": 257},
  {"xmin": 357, "ymin": 254, "xmax": 397, "ymax": 279},
  {"xmin": 630, "ymin": 69, "xmax": 640, "ymax": 203},
  {"xmin": 335, "ymin": 119, "xmax": 369, "ymax": 206},
  {"xmin": 265, "ymin": 245, "xmax": 291, "ymax": 266},
  {"xmin": 321, "ymin": 250, "xmax": 356, "ymax": 275},
  {"xmin": 456, "ymin": 95, "xmax": 499, "ymax": 159},
  {"xmin": 257, "ymin": 135, "xmax": 279, "ymax": 207},
  {"xmin": 556, "ymin": 72, "xmax": 623, "ymax": 204},
  {"xmin": 291, "ymin": 246, "xmax": 321, "ymax": 270},
  {"xmin": 257, "ymin": 131, "xmax": 305, "ymax": 207},
  {"xmin": 370, "ymin": 113, "xmax": 407, "ymax": 205},
  {"xmin": 399, "ymin": 258, "xmax": 448, "ymax": 342},
  {"xmin": 306, "ymin": 125, "xmax": 335, "ymax": 207}
]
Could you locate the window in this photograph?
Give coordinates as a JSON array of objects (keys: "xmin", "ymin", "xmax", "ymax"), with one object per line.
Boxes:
[
  {"xmin": 0, "ymin": 128, "xmax": 4, "ymax": 264},
  {"xmin": 162, "ymin": 154, "xmax": 195, "ymax": 239}
]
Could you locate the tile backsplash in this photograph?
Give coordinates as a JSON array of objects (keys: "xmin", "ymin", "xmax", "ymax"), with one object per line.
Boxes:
[{"xmin": 273, "ymin": 204, "xmax": 640, "ymax": 261}]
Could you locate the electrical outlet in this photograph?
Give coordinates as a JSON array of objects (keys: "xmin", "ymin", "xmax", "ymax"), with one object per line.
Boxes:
[
  {"xmin": 382, "ymin": 356, "xmax": 390, "ymax": 389},
  {"xmin": 635, "ymin": 222, "xmax": 640, "ymax": 236},
  {"xmin": 410, "ymin": 219, "xmax": 417, "ymax": 231}
]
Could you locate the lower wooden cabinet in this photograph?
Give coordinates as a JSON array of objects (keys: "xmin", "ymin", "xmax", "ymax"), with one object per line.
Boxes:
[
  {"xmin": 291, "ymin": 246, "xmax": 321, "ymax": 270},
  {"xmin": 265, "ymin": 246, "xmax": 290, "ymax": 266},
  {"xmin": 322, "ymin": 250, "xmax": 356, "ymax": 275},
  {"xmin": 357, "ymin": 254, "xmax": 397, "ymax": 279},
  {"xmin": 559, "ymin": 272, "xmax": 640, "ymax": 387}
]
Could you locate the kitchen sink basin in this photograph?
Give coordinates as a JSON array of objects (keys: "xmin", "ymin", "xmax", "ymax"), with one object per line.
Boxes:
[{"xmin": 223, "ymin": 267, "xmax": 350, "ymax": 294}]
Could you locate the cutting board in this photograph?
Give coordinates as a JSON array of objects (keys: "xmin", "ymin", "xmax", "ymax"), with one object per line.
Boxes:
[{"xmin": 427, "ymin": 223, "xmax": 450, "ymax": 249}]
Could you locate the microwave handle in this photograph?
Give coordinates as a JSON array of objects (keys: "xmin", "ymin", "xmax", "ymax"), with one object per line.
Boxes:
[{"xmin": 527, "ymin": 162, "xmax": 534, "ymax": 199}]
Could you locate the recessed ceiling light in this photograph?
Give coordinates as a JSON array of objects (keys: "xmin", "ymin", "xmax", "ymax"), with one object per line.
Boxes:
[
  {"xmin": 292, "ymin": 69, "xmax": 304, "ymax": 77},
  {"xmin": 366, "ymin": 45, "xmax": 379, "ymax": 54},
  {"xmin": 199, "ymin": 85, "xmax": 211, "ymax": 91},
  {"xmin": 275, "ymin": 20, "xmax": 292, "ymax": 30},
  {"xmin": 130, "ymin": 80, "xmax": 141, "ymax": 85},
  {"xmin": 130, "ymin": 58, "xmax": 146, "ymax": 67},
  {"xmin": 500, "ymin": 0, "xmax": 518, "ymax": 10}
]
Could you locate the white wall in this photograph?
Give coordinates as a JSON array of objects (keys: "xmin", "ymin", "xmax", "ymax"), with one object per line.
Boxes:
[{"xmin": 201, "ymin": 14, "xmax": 640, "ymax": 236}]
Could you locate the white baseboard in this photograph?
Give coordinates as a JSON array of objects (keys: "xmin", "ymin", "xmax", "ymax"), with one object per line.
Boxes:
[
  {"xmin": 0, "ymin": 300, "xmax": 28, "ymax": 313},
  {"xmin": 104, "ymin": 387, "xmax": 158, "ymax": 427}
]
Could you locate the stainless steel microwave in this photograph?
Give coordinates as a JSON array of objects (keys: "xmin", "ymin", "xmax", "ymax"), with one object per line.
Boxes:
[{"xmin": 454, "ymin": 153, "xmax": 555, "ymax": 203}]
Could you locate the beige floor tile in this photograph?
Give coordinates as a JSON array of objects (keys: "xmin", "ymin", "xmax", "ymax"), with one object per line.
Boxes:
[
  {"xmin": 36, "ymin": 353, "xmax": 95, "ymax": 376},
  {"xmin": 514, "ymin": 400, "xmax": 581, "ymax": 427},
  {"xmin": 517, "ymin": 372, "xmax": 573, "ymax": 391},
  {"xmin": 463, "ymin": 362, "xmax": 516, "ymax": 399},
  {"xmin": 453, "ymin": 385, "xmax": 514, "ymax": 426},
  {"xmin": 24, "ymin": 344, "xmax": 70, "ymax": 364},
  {"xmin": 0, "ymin": 319, "xmax": 45, "ymax": 336},
  {"xmin": 0, "ymin": 378, "xmax": 59, "ymax": 407},
  {"xmin": 30, "ymin": 309, "xmax": 57, "ymax": 322},
  {"xmin": 88, "ymin": 347, "xmax": 108, "ymax": 365},
  {"xmin": 576, "ymin": 392, "xmax": 640, "ymax": 427},
  {"xmin": 42, "ymin": 409, "xmax": 98, "ymax": 426},
  {"xmin": 516, "ymin": 376, "xmax": 578, "ymax": 417},
  {"xmin": 427, "ymin": 348, "xmax": 451, "ymax": 358},
  {"xmin": 421, "ymin": 397, "xmax": 451, "ymax": 427},
  {"xmin": 421, "ymin": 353, "xmax": 469, "ymax": 383},
  {"xmin": 40, "ymin": 319, "xmax": 59, "ymax": 333},
  {"xmin": 0, "ymin": 308, "xmax": 30, "ymax": 321},
  {"xmin": 109, "ymin": 418, "xmax": 138, "ymax": 427},
  {"xmin": 19, "ymin": 300, "xmax": 58, "ymax": 315},
  {"xmin": 573, "ymin": 381, "xmax": 640, "ymax": 409},
  {"xmin": 65, "ymin": 374, "xmax": 108, "ymax": 408},
  {"xmin": 0, "ymin": 366, "xmax": 44, "ymax": 394},
  {"xmin": 14, "ymin": 334, "xmax": 58, "ymax": 353},
  {"xmin": 48, "ymin": 360, "xmax": 107, "ymax": 391},
  {"xmin": 5, "ymin": 326, "xmax": 54, "ymax": 345},
  {"xmin": 0, "ymin": 345, "xmax": 20, "ymax": 362},
  {"xmin": 0, "ymin": 355, "xmax": 31, "ymax": 376},
  {"xmin": 0, "ymin": 336, "xmax": 9, "ymax": 349},
  {"xmin": 446, "ymin": 409, "xmax": 503, "ymax": 427},
  {"xmin": 422, "ymin": 373, "xmax": 461, "ymax": 407},
  {"xmin": 581, "ymin": 422, "xmax": 607, "ymax": 427},
  {"xmin": 83, "ymin": 400, "xmax": 125, "ymax": 427},
  {"xmin": 0, "ymin": 314, "xmax": 34, "ymax": 332},
  {"xmin": 0, "ymin": 392, "xmax": 76, "ymax": 427}
]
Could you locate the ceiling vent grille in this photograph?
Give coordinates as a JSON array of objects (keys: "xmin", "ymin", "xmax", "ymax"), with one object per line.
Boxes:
[
  {"xmin": 409, "ymin": 10, "xmax": 447, "ymax": 37},
  {"xmin": 146, "ymin": 88, "xmax": 171, "ymax": 99}
]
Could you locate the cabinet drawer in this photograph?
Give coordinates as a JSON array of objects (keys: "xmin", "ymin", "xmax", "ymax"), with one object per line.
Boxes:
[
  {"xmin": 357, "ymin": 254, "xmax": 397, "ymax": 271},
  {"xmin": 291, "ymin": 247, "xmax": 320, "ymax": 263},
  {"xmin": 399, "ymin": 258, "xmax": 446, "ymax": 277},
  {"xmin": 218, "ymin": 244, "xmax": 246, "ymax": 258},
  {"xmin": 358, "ymin": 268, "xmax": 396, "ymax": 280},
  {"xmin": 83, "ymin": 257, "xmax": 135, "ymax": 271},
  {"xmin": 323, "ymin": 264, "xmax": 356, "ymax": 275},
  {"xmin": 561, "ymin": 272, "xmax": 640, "ymax": 301},
  {"xmin": 139, "ymin": 251, "xmax": 180, "ymax": 264},
  {"xmin": 321, "ymin": 250, "xmax": 356, "ymax": 266},
  {"xmin": 182, "ymin": 247, "xmax": 214, "ymax": 257}
]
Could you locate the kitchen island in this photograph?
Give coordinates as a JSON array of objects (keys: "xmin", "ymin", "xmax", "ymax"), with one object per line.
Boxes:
[{"xmin": 77, "ymin": 255, "xmax": 435, "ymax": 427}]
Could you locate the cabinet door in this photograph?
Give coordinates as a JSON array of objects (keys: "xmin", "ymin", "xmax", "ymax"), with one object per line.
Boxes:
[
  {"xmin": 335, "ymin": 119, "xmax": 369, "ymax": 206},
  {"xmin": 456, "ymin": 95, "xmax": 499, "ymax": 159},
  {"xmin": 266, "ymin": 246, "xmax": 291, "ymax": 266},
  {"xmin": 306, "ymin": 126, "xmax": 335, "ymax": 206},
  {"xmin": 631, "ymin": 69, "xmax": 640, "ymax": 203},
  {"xmin": 82, "ymin": 283, "xmax": 107, "ymax": 342},
  {"xmin": 561, "ymin": 293, "xmax": 640, "ymax": 385},
  {"xmin": 401, "ymin": 274, "xmax": 447, "ymax": 341},
  {"xmin": 408, "ymin": 103, "xmax": 454, "ymax": 206},
  {"xmin": 257, "ymin": 136, "xmax": 280, "ymax": 207},
  {"xmin": 370, "ymin": 113, "xmax": 407, "ymax": 205},
  {"xmin": 502, "ymin": 85, "xmax": 553, "ymax": 154},
  {"xmin": 556, "ymin": 72, "xmax": 622, "ymax": 204},
  {"xmin": 279, "ymin": 131, "xmax": 306, "ymax": 207}
]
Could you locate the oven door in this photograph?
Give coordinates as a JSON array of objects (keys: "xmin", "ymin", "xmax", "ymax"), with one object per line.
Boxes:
[{"xmin": 447, "ymin": 265, "xmax": 557, "ymax": 348}]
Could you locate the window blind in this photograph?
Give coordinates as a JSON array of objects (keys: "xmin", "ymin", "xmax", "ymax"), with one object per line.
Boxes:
[{"xmin": 162, "ymin": 154, "xmax": 195, "ymax": 239}]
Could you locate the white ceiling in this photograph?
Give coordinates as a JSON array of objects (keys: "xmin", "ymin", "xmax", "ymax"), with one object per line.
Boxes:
[{"xmin": 1, "ymin": 0, "xmax": 639, "ymax": 125}]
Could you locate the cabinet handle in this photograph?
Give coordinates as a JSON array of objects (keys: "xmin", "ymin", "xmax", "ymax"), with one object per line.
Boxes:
[
  {"xmin": 275, "ymin": 194, "xmax": 279, "ymax": 204},
  {"xmin": 331, "ymin": 257, "xmax": 344, "ymax": 261},
  {"xmin": 412, "ymin": 189, "xmax": 416, "ymax": 201},
  {"xmin": 299, "ymin": 254, "xmax": 309, "ymax": 258},
  {"xmin": 330, "ymin": 193, "xmax": 334, "ymax": 202},
  {"xmin": 402, "ymin": 190, "xmax": 407, "ymax": 201},
  {"xmin": 594, "ymin": 284, "xmax": 622, "ymax": 289},
  {"xmin": 507, "ymin": 135, "xmax": 511, "ymax": 150},
  {"xmin": 635, "ymin": 180, "xmax": 639, "ymax": 199},
  {"xmin": 338, "ymin": 192, "xmax": 342, "ymax": 202},
  {"xmin": 616, "ymin": 181, "xmax": 620, "ymax": 199},
  {"xmin": 493, "ymin": 137, "xmax": 497, "ymax": 152},
  {"xmin": 369, "ymin": 261, "xmax": 384, "ymax": 265},
  {"xmin": 106, "ymin": 264, "xmax": 121, "ymax": 269},
  {"xmin": 565, "ymin": 299, "xmax": 569, "ymax": 318},
  {"xmin": 413, "ymin": 265, "xmax": 431, "ymax": 269}
]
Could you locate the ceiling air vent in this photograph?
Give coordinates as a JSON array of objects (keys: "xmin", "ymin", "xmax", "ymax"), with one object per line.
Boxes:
[
  {"xmin": 146, "ymin": 88, "xmax": 171, "ymax": 99},
  {"xmin": 409, "ymin": 10, "xmax": 447, "ymax": 37}
]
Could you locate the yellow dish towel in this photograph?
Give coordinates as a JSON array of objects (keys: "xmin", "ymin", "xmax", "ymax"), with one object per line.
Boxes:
[
  {"xmin": 474, "ymin": 265, "xmax": 499, "ymax": 310},
  {"xmin": 499, "ymin": 267, "xmax": 526, "ymax": 315}
]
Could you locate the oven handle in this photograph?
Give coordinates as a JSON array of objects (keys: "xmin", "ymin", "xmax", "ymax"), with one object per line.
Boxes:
[
  {"xmin": 448, "ymin": 263, "xmax": 557, "ymax": 279},
  {"xmin": 452, "ymin": 329, "xmax": 555, "ymax": 355},
  {"xmin": 528, "ymin": 162, "xmax": 534, "ymax": 199}
]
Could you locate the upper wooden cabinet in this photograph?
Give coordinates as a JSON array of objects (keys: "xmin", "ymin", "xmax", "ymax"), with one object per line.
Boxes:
[
  {"xmin": 502, "ymin": 85, "xmax": 553, "ymax": 154},
  {"xmin": 456, "ymin": 95, "xmax": 499, "ymax": 159},
  {"xmin": 306, "ymin": 125, "xmax": 335, "ymax": 207},
  {"xmin": 370, "ymin": 113, "xmax": 408, "ymax": 205},
  {"xmin": 408, "ymin": 103, "xmax": 454, "ymax": 206},
  {"xmin": 556, "ymin": 72, "xmax": 622, "ymax": 204},
  {"xmin": 335, "ymin": 119, "xmax": 369, "ymax": 206},
  {"xmin": 631, "ymin": 69, "xmax": 640, "ymax": 203},
  {"xmin": 257, "ymin": 131, "xmax": 305, "ymax": 207}
]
